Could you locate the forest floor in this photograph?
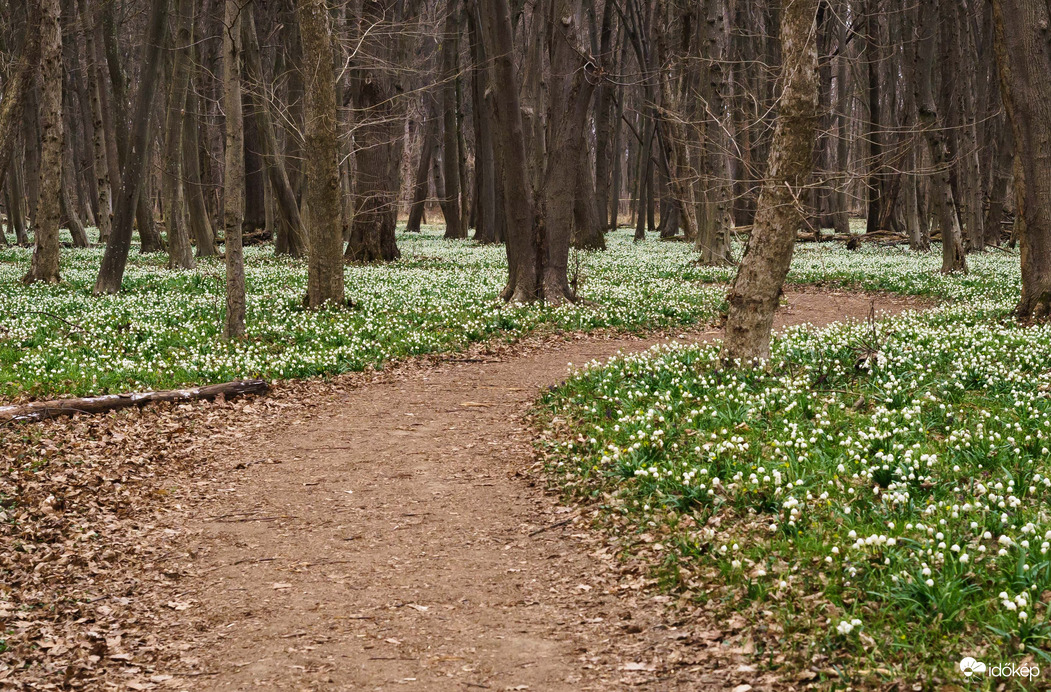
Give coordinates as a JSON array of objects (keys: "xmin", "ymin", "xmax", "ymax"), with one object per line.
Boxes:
[{"xmin": 2, "ymin": 289, "xmax": 920, "ymax": 691}]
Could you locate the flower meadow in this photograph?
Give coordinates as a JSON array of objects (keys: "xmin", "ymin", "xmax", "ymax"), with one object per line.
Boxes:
[
  {"xmin": 0, "ymin": 227, "xmax": 725, "ymax": 399},
  {"xmin": 539, "ymin": 247, "xmax": 1051, "ymax": 683}
]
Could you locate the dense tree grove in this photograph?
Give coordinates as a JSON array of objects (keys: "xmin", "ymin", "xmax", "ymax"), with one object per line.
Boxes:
[{"xmin": 1, "ymin": 0, "xmax": 1050, "ymax": 340}]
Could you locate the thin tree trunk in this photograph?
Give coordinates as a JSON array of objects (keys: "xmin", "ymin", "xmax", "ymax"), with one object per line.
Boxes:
[
  {"xmin": 93, "ymin": 0, "xmax": 169, "ymax": 293},
  {"xmin": 25, "ymin": 0, "xmax": 63, "ymax": 285},
  {"xmin": 863, "ymin": 0, "xmax": 883, "ymax": 234},
  {"xmin": 94, "ymin": 5, "xmax": 121, "ymax": 238},
  {"xmin": 61, "ymin": 141, "xmax": 89, "ymax": 247},
  {"xmin": 7, "ymin": 158, "xmax": 29, "ymax": 245},
  {"xmin": 223, "ymin": 0, "xmax": 246, "ymax": 337},
  {"xmin": 467, "ymin": 0, "xmax": 498, "ymax": 243},
  {"xmin": 722, "ymin": 0, "xmax": 821, "ymax": 363},
  {"xmin": 163, "ymin": 0, "xmax": 195, "ymax": 270},
  {"xmin": 183, "ymin": 77, "xmax": 217, "ymax": 256},
  {"xmin": 0, "ymin": 5, "xmax": 42, "ymax": 198},
  {"xmin": 298, "ymin": 0, "xmax": 346, "ymax": 306},
  {"xmin": 76, "ymin": 0, "xmax": 112, "ymax": 245},
  {"xmin": 406, "ymin": 106, "xmax": 436, "ymax": 232},
  {"xmin": 592, "ymin": 0, "xmax": 615, "ymax": 232},
  {"xmin": 243, "ymin": 9, "xmax": 308, "ymax": 257},
  {"xmin": 440, "ymin": 0, "xmax": 464, "ymax": 239}
]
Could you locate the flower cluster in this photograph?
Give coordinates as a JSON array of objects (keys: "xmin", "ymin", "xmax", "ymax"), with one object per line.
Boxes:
[
  {"xmin": 0, "ymin": 227, "xmax": 724, "ymax": 398},
  {"xmin": 540, "ymin": 244, "xmax": 1051, "ymax": 676}
]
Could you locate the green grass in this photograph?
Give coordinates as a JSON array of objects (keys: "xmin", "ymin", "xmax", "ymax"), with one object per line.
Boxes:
[
  {"xmin": 537, "ymin": 245, "xmax": 1051, "ymax": 685},
  {"xmin": 3, "ymin": 222, "xmax": 1023, "ymax": 402},
  {"xmin": 1, "ymin": 226, "xmax": 728, "ymax": 399}
]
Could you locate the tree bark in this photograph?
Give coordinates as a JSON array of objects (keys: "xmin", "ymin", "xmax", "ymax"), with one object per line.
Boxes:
[
  {"xmin": 24, "ymin": 0, "xmax": 63, "ymax": 285},
  {"xmin": 406, "ymin": 104, "xmax": 436, "ymax": 233},
  {"xmin": 242, "ymin": 8, "xmax": 308, "ymax": 257},
  {"xmin": 93, "ymin": 0, "xmax": 169, "ymax": 293},
  {"xmin": 163, "ymin": 0, "xmax": 196, "ymax": 270},
  {"xmin": 696, "ymin": 0, "xmax": 734, "ymax": 265},
  {"xmin": 298, "ymin": 0, "xmax": 346, "ymax": 306},
  {"xmin": 60, "ymin": 141, "xmax": 89, "ymax": 247},
  {"xmin": 467, "ymin": 0, "xmax": 499, "ymax": 243},
  {"xmin": 7, "ymin": 158, "xmax": 29, "ymax": 245},
  {"xmin": 76, "ymin": 0, "xmax": 112, "ymax": 245},
  {"xmin": 592, "ymin": 0, "xmax": 615, "ymax": 232},
  {"xmin": 223, "ymin": 0, "xmax": 246, "ymax": 337},
  {"xmin": 0, "ymin": 380, "xmax": 269, "ymax": 424},
  {"xmin": 345, "ymin": 0, "xmax": 408, "ymax": 263},
  {"xmin": 183, "ymin": 76, "xmax": 217, "ymax": 256},
  {"xmin": 915, "ymin": 0, "xmax": 966, "ymax": 274},
  {"xmin": 653, "ymin": 0, "xmax": 699, "ymax": 243},
  {"xmin": 993, "ymin": 0, "xmax": 1051, "ymax": 319},
  {"xmin": 440, "ymin": 0, "xmax": 465, "ymax": 239},
  {"xmin": 479, "ymin": 0, "xmax": 538, "ymax": 301},
  {"xmin": 722, "ymin": 0, "xmax": 820, "ymax": 363},
  {"xmin": 0, "ymin": 4, "xmax": 42, "ymax": 198}
]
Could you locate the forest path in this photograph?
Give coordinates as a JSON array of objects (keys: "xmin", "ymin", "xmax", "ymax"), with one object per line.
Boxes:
[{"xmin": 175, "ymin": 291, "xmax": 916, "ymax": 691}]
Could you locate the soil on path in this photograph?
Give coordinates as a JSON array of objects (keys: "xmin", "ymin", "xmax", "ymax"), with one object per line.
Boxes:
[{"xmin": 169, "ymin": 291, "xmax": 919, "ymax": 691}]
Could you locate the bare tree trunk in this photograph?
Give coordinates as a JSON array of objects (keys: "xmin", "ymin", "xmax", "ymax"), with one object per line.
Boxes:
[
  {"xmin": 697, "ymin": 0, "xmax": 734, "ymax": 265},
  {"xmin": 830, "ymin": 8, "xmax": 851, "ymax": 235},
  {"xmin": 243, "ymin": 9, "xmax": 308, "ymax": 257},
  {"xmin": 863, "ymin": 0, "xmax": 883, "ymax": 234},
  {"xmin": 25, "ymin": 0, "xmax": 63, "ymax": 285},
  {"xmin": 479, "ymin": 0, "xmax": 538, "ymax": 301},
  {"xmin": 223, "ymin": 0, "xmax": 246, "ymax": 337},
  {"xmin": 183, "ymin": 78, "xmax": 217, "ymax": 256},
  {"xmin": 915, "ymin": 0, "xmax": 966, "ymax": 274},
  {"xmin": 993, "ymin": 0, "xmax": 1051, "ymax": 319},
  {"xmin": 344, "ymin": 0, "xmax": 408, "ymax": 263},
  {"xmin": 440, "ymin": 0, "xmax": 465, "ymax": 239},
  {"xmin": 592, "ymin": 0, "xmax": 615, "ymax": 232},
  {"xmin": 540, "ymin": 0, "xmax": 598, "ymax": 303},
  {"xmin": 0, "ymin": 5, "xmax": 42, "ymax": 198},
  {"xmin": 984, "ymin": 125, "xmax": 1012, "ymax": 247},
  {"xmin": 298, "ymin": 0, "xmax": 346, "ymax": 306},
  {"xmin": 467, "ymin": 0, "xmax": 499, "ymax": 243},
  {"xmin": 406, "ymin": 103, "xmax": 436, "ymax": 233},
  {"xmin": 163, "ymin": 0, "xmax": 196, "ymax": 270},
  {"xmin": 7, "ymin": 158, "xmax": 29, "ymax": 245},
  {"xmin": 76, "ymin": 0, "xmax": 112, "ymax": 245},
  {"xmin": 61, "ymin": 142, "xmax": 89, "ymax": 247},
  {"xmin": 653, "ymin": 0, "xmax": 699, "ymax": 243},
  {"xmin": 93, "ymin": 0, "xmax": 169, "ymax": 293},
  {"xmin": 94, "ymin": 4, "xmax": 121, "ymax": 238},
  {"xmin": 572, "ymin": 137, "xmax": 605, "ymax": 251},
  {"xmin": 722, "ymin": 0, "xmax": 820, "ymax": 363}
]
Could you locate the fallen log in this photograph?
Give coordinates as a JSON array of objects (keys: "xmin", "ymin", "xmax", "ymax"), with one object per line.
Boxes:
[{"xmin": 0, "ymin": 380, "xmax": 270, "ymax": 423}]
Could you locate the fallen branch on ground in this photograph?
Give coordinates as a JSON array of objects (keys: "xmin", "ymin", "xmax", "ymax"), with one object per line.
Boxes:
[{"xmin": 0, "ymin": 379, "xmax": 270, "ymax": 423}]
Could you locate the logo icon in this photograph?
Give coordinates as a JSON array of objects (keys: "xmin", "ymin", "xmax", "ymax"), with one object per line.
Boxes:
[{"xmin": 960, "ymin": 657, "xmax": 987, "ymax": 677}]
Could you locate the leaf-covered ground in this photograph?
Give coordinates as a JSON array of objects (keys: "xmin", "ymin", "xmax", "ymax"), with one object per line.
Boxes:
[{"xmin": 538, "ymin": 245, "xmax": 1051, "ymax": 685}]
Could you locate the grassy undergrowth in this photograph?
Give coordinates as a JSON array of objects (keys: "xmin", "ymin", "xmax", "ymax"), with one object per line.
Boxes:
[
  {"xmin": 1, "ymin": 226, "xmax": 725, "ymax": 399},
  {"xmin": 538, "ymin": 248, "xmax": 1051, "ymax": 685},
  {"xmin": 1, "ymin": 223, "xmax": 1022, "ymax": 401}
]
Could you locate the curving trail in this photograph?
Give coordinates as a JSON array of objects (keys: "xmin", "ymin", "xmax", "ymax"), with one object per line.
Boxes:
[{"xmin": 172, "ymin": 291, "xmax": 918, "ymax": 691}]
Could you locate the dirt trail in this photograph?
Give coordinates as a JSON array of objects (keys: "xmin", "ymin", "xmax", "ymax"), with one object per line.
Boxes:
[{"xmin": 173, "ymin": 291, "xmax": 918, "ymax": 691}]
